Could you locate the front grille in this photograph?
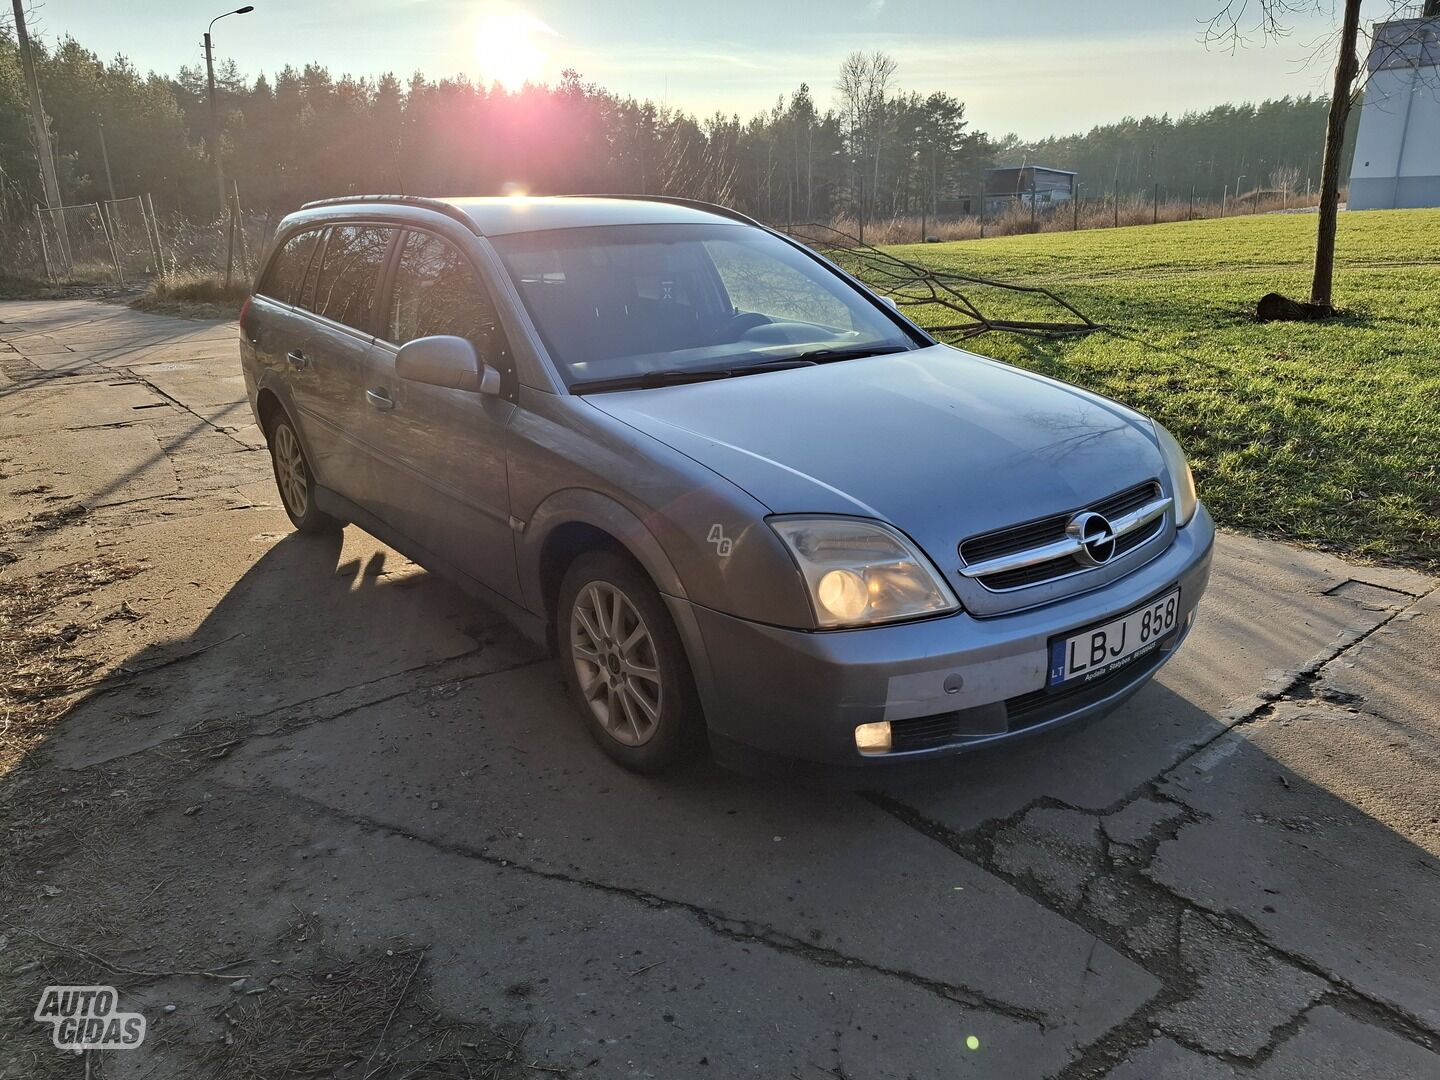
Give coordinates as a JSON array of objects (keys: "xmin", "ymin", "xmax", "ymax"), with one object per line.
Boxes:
[
  {"xmin": 887, "ymin": 633, "xmax": 1174, "ymax": 753},
  {"xmin": 959, "ymin": 481, "xmax": 1164, "ymax": 592}
]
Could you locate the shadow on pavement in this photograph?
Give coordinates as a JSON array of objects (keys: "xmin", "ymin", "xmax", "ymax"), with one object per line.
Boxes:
[{"xmin": 2, "ymin": 519, "xmax": 1437, "ymax": 1078}]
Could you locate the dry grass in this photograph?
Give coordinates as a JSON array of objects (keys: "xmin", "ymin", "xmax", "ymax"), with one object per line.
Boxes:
[
  {"xmin": 205, "ymin": 949, "xmax": 530, "ymax": 1080},
  {"xmin": 824, "ymin": 188, "xmax": 1327, "ymax": 245},
  {"xmin": 131, "ymin": 269, "xmax": 250, "ymax": 319},
  {"xmin": 0, "ymin": 554, "xmax": 147, "ymax": 774}
]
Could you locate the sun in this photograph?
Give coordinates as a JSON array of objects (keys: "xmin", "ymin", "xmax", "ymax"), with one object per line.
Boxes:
[{"xmin": 474, "ymin": 8, "xmax": 557, "ymax": 91}]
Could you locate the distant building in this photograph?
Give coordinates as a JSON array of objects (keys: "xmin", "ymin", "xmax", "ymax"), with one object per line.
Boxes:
[
  {"xmin": 1348, "ymin": 2, "xmax": 1440, "ymax": 210},
  {"xmin": 983, "ymin": 167, "xmax": 1076, "ymax": 216}
]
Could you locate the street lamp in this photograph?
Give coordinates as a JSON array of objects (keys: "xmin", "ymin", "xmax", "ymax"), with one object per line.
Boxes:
[
  {"xmin": 1235, "ymin": 174, "xmax": 1247, "ymax": 215},
  {"xmin": 205, "ymin": 5, "xmax": 254, "ymax": 215}
]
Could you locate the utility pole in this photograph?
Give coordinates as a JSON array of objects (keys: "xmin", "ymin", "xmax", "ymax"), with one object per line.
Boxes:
[
  {"xmin": 204, "ymin": 6, "xmax": 255, "ymax": 217},
  {"xmin": 12, "ymin": 0, "xmax": 70, "ymax": 266},
  {"xmin": 97, "ymin": 118, "xmax": 118, "ymax": 203},
  {"xmin": 203, "ymin": 30, "xmax": 225, "ymax": 215}
]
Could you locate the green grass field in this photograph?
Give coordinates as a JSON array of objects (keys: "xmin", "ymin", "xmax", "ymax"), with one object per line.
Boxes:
[{"xmin": 877, "ymin": 210, "xmax": 1440, "ymax": 568}]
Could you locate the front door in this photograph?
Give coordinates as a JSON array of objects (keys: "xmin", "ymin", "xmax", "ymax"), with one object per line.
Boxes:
[{"xmin": 363, "ymin": 229, "xmax": 520, "ymax": 602}]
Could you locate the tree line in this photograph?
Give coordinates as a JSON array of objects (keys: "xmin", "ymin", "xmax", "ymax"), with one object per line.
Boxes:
[
  {"xmin": 996, "ymin": 96, "xmax": 1358, "ymax": 203},
  {"xmin": 1, "ymin": 28, "xmax": 1349, "ymax": 231}
]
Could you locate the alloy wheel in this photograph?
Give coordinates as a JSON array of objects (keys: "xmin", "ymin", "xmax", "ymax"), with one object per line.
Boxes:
[
  {"xmin": 273, "ymin": 423, "xmax": 308, "ymax": 517},
  {"xmin": 569, "ymin": 581, "xmax": 663, "ymax": 746}
]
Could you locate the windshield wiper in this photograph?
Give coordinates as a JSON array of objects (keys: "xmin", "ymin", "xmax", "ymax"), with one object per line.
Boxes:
[
  {"xmin": 773, "ymin": 344, "xmax": 913, "ymax": 364},
  {"xmin": 569, "ymin": 347, "xmax": 909, "ymax": 394},
  {"xmin": 572, "ymin": 369, "xmax": 735, "ymax": 393},
  {"xmin": 571, "ymin": 358, "xmax": 818, "ymax": 394}
]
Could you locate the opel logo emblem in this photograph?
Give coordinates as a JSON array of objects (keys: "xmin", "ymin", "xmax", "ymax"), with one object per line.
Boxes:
[{"xmin": 1067, "ymin": 511, "xmax": 1117, "ymax": 567}]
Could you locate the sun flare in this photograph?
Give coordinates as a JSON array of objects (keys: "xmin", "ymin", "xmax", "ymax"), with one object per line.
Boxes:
[{"xmin": 474, "ymin": 8, "xmax": 557, "ymax": 91}]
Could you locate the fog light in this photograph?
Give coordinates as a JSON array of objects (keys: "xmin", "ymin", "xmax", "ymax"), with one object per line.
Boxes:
[{"xmin": 855, "ymin": 721, "xmax": 892, "ymax": 754}]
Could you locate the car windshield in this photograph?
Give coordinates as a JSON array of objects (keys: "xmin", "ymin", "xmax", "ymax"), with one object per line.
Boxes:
[{"xmin": 488, "ymin": 222, "xmax": 918, "ymax": 390}]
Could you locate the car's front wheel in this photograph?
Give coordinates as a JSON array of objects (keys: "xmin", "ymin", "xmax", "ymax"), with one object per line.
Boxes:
[
  {"xmin": 557, "ymin": 551, "xmax": 704, "ymax": 773},
  {"xmin": 267, "ymin": 412, "xmax": 340, "ymax": 534}
]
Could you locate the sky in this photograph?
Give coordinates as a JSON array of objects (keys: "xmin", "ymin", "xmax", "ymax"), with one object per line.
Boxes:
[{"xmin": 15, "ymin": 0, "xmax": 1402, "ymax": 139}]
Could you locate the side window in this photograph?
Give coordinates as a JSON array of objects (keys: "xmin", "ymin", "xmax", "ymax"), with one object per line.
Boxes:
[
  {"xmin": 388, "ymin": 231, "xmax": 498, "ymax": 348},
  {"xmin": 296, "ymin": 228, "xmax": 327, "ymax": 313},
  {"xmin": 258, "ymin": 229, "xmax": 321, "ymax": 304},
  {"xmin": 311, "ymin": 225, "xmax": 394, "ymax": 331}
]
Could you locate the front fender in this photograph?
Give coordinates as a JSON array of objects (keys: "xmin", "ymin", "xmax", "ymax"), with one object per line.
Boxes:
[{"xmin": 520, "ymin": 488, "xmax": 688, "ymax": 613}]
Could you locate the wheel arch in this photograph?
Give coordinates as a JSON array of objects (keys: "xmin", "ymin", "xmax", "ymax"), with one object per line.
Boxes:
[
  {"xmin": 255, "ymin": 386, "xmax": 284, "ymax": 436},
  {"xmin": 251, "ymin": 376, "xmax": 321, "ymax": 470},
  {"xmin": 523, "ymin": 490, "xmax": 688, "ymax": 648}
]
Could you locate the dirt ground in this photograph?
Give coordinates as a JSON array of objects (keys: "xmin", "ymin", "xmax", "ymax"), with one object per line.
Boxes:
[{"xmin": 1, "ymin": 299, "xmax": 1438, "ymax": 1079}]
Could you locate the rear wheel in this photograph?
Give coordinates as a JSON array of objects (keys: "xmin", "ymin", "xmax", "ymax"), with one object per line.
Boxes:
[
  {"xmin": 558, "ymin": 551, "xmax": 705, "ymax": 773},
  {"xmin": 267, "ymin": 412, "xmax": 340, "ymax": 534}
]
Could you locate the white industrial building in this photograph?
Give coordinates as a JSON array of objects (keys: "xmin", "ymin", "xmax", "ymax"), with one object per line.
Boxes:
[{"xmin": 1348, "ymin": 2, "xmax": 1440, "ymax": 210}]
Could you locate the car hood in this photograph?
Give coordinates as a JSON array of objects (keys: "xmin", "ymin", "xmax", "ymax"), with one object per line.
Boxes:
[{"xmin": 584, "ymin": 344, "xmax": 1166, "ymax": 563}]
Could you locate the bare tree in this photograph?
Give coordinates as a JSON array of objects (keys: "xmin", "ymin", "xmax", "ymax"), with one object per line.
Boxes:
[
  {"xmin": 1205, "ymin": 0, "xmax": 1418, "ymax": 316},
  {"xmin": 1269, "ymin": 164, "xmax": 1302, "ymax": 196},
  {"xmin": 835, "ymin": 51, "xmax": 897, "ymax": 219}
]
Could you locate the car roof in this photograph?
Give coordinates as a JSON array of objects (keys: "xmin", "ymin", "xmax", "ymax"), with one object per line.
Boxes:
[
  {"xmin": 292, "ymin": 195, "xmax": 753, "ymax": 237},
  {"xmin": 452, "ymin": 196, "xmax": 747, "ymax": 236}
]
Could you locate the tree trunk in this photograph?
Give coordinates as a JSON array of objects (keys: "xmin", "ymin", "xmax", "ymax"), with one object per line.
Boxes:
[{"xmin": 1311, "ymin": 0, "xmax": 1363, "ymax": 311}]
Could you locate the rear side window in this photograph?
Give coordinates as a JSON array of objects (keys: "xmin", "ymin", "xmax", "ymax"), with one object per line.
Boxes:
[
  {"xmin": 258, "ymin": 229, "xmax": 321, "ymax": 304},
  {"xmin": 311, "ymin": 225, "xmax": 395, "ymax": 331},
  {"xmin": 387, "ymin": 231, "xmax": 497, "ymax": 347}
]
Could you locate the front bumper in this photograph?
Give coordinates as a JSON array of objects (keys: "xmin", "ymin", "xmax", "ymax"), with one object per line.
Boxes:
[{"xmin": 671, "ymin": 503, "xmax": 1215, "ymax": 768}]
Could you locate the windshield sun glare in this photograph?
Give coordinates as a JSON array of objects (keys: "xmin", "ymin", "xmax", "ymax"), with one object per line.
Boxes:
[{"xmin": 490, "ymin": 223, "xmax": 916, "ymax": 389}]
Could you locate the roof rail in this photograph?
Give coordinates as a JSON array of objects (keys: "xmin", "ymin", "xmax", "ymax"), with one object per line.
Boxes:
[
  {"xmin": 563, "ymin": 194, "xmax": 762, "ymax": 228},
  {"xmin": 298, "ymin": 195, "xmax": 482, "ymax": 235}
]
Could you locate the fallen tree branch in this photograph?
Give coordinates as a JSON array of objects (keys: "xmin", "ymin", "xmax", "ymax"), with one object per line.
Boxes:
[{"xmin": 781, "ymin": 222, "xmax": 1101, "ymax": 341}]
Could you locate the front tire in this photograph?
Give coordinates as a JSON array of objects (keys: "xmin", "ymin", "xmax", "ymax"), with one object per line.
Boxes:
[
  {"xmin": 558, "ymin": 551, "xmax": 705, "ymax": 773},
  {"xmin": 267, "ymin": 412, "xmax": 340, "ymax": 534}
]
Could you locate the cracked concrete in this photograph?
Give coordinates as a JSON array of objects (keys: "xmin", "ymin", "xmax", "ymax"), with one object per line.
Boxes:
[{"xmin": 2, "ymin": 299, "xmax": 1439, "ymax": 1078}]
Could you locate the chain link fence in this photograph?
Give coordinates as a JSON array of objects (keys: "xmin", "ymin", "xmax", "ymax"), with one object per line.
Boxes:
[
  {"xmin": 3, "ymin": 191, "xmax": 273, "ymax": 288},
  {"xmin": 102, "ymin": 196, "xmax": 165, "ymax": 279},
  {"xmin": 35, "ymin": 202, "xmax": 121, "ymax": 282}
]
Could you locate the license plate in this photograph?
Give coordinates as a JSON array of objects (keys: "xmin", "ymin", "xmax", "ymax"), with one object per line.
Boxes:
[{"xmin": 1047, "ymin": 588, "xmax": 1181, "ymax": 688}]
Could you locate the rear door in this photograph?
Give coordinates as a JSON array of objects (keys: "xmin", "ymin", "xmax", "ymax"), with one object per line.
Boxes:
[
  {"xmin": 364, "ymin": 229, "xmax": 520, "ymax": 601},
  {"xmin": 247, "ymin": 227, "xmax": 323, "ymax": 371},
  {"xmin": 286, "ymin": 223, "xmax": 397, "ymax": 502}
]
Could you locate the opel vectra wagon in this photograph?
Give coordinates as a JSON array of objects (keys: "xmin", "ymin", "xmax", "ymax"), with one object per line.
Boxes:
[{"xmin": 240, "ymin": 195, "xmax": 1213, "ymax": 773}]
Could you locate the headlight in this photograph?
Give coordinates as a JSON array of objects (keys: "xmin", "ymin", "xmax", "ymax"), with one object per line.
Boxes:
[
  {"xmin": 769, "ymin": 517, "xmax": 959, "ymax": 628},
  {"xmin": 1153, "ymin": 422, "xmax": 1198, "ymax": 527}
]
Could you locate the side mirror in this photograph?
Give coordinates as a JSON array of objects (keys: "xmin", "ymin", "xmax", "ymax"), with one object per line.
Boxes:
[
  {"xmin": 879, "ymin": 295, "xmax": 899, "ymax": 310},
  {"xmin": 395, "ymin": 335, "xmax": 501, "ymax": 395}
]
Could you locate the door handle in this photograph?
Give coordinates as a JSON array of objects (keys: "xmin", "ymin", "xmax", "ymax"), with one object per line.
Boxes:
[
  {"xmin": 286, "ymin": 350, "xmax": 308, "ymax": 370},
  {"xmin": 366, "ymin": 388, "xmax": 395, "ymax": 412}
]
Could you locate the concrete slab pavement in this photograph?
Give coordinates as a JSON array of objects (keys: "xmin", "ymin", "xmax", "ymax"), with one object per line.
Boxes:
[{"xmin": 1, "ymin": 299, "xmax": 1437, "ymax": 1079}]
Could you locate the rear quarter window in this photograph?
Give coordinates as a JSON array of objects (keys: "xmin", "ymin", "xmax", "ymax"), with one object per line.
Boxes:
[{"xmin": 258, "ymin": 229, "xmax": 322, "ymax": 305}]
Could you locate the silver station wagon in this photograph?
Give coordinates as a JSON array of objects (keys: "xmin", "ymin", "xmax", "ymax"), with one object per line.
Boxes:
[{"xmin": 240, "ymin": 195, "xmax": 1214, "ymax": 773}]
